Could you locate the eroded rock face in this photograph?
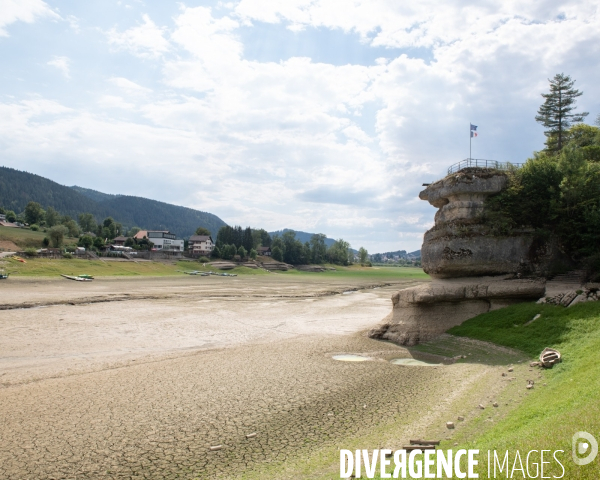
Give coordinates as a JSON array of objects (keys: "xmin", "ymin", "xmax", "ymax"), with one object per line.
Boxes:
[
  {"xmin": 368, "ymin": 277, "xmax": 545, "ymax": 345},
  {"xmin": 369, "ymin": 167, "xmax": 548, "ymax": 346},
  {"xmin": 419, "ymin": 169, "xmax": 535, "ymax": 278}
]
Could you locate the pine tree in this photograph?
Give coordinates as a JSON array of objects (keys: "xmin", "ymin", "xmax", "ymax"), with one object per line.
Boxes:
[{"xmin": 535, "ymin": 73, "xmax": 588, "ymax": 153}]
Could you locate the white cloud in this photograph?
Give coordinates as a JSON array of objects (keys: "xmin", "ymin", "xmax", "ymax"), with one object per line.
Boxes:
[
  {"xmin": 47, "ymin": 55, "xmax": 71, "ymax": 79},
  {"xmin": 2, "ymin": 2, "xmax": 600, "ymax": 252},
  {"xmin": 108, "ymin": 77, "xmax": 153, "ymax": 95},
  {"xmin": 0, "ymin": 0, "xmax": 58, "ymax": 36},
  {"xmin": 97, "ymin": 95, "xmax": 136, "ymax": 110},
  {"xmin": 106, "ymin": 14, "xmax": 170, "ymax": 58}
]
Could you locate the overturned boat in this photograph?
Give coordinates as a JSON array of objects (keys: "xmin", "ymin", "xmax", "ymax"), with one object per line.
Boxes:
[{"xmin": 540, "ymin": 347, "xmax": 561, "ymax": 368}]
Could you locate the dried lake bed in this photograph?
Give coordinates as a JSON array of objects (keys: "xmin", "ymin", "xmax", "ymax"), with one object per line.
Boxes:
[{"xmin": 0, "ymin": 274, "xmax": 526, "ymax": 479}]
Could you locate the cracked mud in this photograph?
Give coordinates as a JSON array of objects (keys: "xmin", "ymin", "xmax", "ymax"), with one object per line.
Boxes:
[{"xmin": 0, "ymin": 275, "xmax": 519, "ymax": 479}]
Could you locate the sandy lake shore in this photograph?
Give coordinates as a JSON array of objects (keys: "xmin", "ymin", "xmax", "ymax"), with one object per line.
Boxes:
[{"xmin": 0, "ymin": 274, "xmax": 525, "ymax": 479}]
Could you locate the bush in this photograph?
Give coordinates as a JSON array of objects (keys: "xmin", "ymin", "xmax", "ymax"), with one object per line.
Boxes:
[
  {"xmin": 48, "ymin": 225, "xmax": 69, "ymax": 248},
  {"xmin": 42, "ymin": 237, "xmax": 50, "ymax": 247},
  {"xmin": 249, "ymin": 248, "xmax": 257, "ymax": 260},
  {"xmin": 198, "ymin": 256, "xmax": 210, "ymax": 263},
  {"xmin": 30, "ymin": 224, "xmax": 39, "ymax": 231},
  {"xmin": 24, "ymin": 247, "xmax": 38, "ymax": 257},
  {"xmin": 63, "ymin": 253, "xmax": 73, "ymax": 259}
]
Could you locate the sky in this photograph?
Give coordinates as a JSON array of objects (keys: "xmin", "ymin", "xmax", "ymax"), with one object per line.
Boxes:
[{"xmin": 1, "ymin": 1, "xmax": 599, "ymax": 253}]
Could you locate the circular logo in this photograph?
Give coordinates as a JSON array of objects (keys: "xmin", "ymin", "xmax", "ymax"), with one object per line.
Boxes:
[{"xmin": 572, "ymin": 432, "xmax": 598, "ymax": 466}]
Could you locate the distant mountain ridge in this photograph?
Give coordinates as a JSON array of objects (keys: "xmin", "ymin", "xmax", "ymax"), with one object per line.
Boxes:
[
  {"xmin": 0, "ymin": 166, "xmax": 226, "ymax": 239},
  {"xmin": 269, "ymin": 229, "xmax": 337, "ymax": 247},
  {"xmin": 269, "ymin": 229, "xmax": 360, "ymax": 253}
]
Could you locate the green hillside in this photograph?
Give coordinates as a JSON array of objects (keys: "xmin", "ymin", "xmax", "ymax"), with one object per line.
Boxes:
[
  {"xmin": 0, "ymin": 167, "xmax": 100, "ymax": 216},
  {"xmin": 70, "ymin": 185, "xmax": 120, "ymax": 203},
  {"xmin": 0, "ymin": 166, "xmax": 226, "ymax": 238}
]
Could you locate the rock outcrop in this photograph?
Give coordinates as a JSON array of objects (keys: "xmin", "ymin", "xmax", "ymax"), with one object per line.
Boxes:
[
  {"xmin": 369, "ymin": 167, "xmax": 548, "ymax": 345},
  {"xmin": 419, "ymin": 169, "xmax": 536, "ymax": 278},
  {"xmin": 368, "ymin": 276, "xmax": 545, "ymax": 345}
]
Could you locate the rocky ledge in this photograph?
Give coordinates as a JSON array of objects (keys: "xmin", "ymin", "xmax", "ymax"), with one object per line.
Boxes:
[{"xmin": 368, "ymin": 276, "xmax": 545, "ymax": 345}]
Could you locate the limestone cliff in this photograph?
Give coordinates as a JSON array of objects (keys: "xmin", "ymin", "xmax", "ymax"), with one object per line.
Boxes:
[
  {"xmin": 419, "ymin": 168, "xmax": 537, "ymax": 278},
  {"xmin": 369, "ymin": 167, "xmax": 546, "ymax": 345}
]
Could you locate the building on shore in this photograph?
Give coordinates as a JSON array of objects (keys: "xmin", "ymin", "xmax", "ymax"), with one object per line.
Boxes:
[
  {"xmin": 134, "ymin": 230, "xmax": 184, "ymax": 251},
  {"xmin": 188, "ymin": 235, "xmax": 214, "ymax": 256}
]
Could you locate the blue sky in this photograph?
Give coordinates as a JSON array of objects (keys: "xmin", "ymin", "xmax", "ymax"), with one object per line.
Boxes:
[{"xmin": 1, "ymin": 0, "xmax": 599, "ymax": 252}]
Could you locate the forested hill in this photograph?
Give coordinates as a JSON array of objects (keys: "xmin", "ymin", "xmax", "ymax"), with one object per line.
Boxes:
[
  {"xmin": 70, "ymin": 186, "xmax": 120, "ymax": 203},
  {"xmin": 0, "ymin": 166, "xmax": 226, "ymax": 238}
]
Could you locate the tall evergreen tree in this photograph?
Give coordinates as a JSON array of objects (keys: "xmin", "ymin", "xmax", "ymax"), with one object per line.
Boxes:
[
  {"xmin": 535, "ymin": 73, "xmax": 588, "ymax": 153},
  {"xmin": 242, "ymin": 227, "xmax": 253, "ymax": 252}
]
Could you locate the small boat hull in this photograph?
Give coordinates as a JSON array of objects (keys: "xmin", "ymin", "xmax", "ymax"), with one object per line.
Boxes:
[
  {"xmin": 540, "ymin": 347, "xmax": 561, "ymax": 368},
  {"xmin": 61, "ymin": 274, "xmax": 92, "ymax": 282}
]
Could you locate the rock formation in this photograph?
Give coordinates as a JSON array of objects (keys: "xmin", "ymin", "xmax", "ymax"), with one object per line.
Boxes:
[
  {"xmin": 369, "ymin": 168, "xmax": 546, "ymax": 345},
  {"xmin": 419, "ymin": 169, "xmax": 536, "ymax": 278}
]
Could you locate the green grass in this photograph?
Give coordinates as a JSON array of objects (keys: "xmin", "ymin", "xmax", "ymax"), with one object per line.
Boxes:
[
  {"xmin": 368, "ymin": 302, "xmax": 600, "ymax": 479},
  {"xmin": 448, "ymin": 301, "xmax": 598, "ymax": 356},
  {"xmin": 0, "ymin": 226, "xmax": 78, "ymax": 248},
  {"xmin": 454, "ymin": 302, "xmax": 600, "ymax": 478},
  {"xmin": 1, "ymin": 256, "xmax": 186, "ymax": 276},
  {"xmin": 0, "ymin": 255, "xmax": 427, "ymax": 280}
]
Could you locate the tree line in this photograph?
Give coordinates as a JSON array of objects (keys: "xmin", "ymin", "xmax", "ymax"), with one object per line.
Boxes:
[
  {"xmin": 0, "ymin": 202, "xmax": 148, "ymax": 250},
  {"xmin": 211, "ymin": 226, "xmax": 368, "ymax": 266},
  {"xmin": 486, "ymin": 73, "xmax": 600, "ymax": 277}
]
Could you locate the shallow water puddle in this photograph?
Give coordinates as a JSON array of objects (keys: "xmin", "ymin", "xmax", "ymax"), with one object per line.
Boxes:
[
  {"xmin": 332, "ymin": 354, "xmax": 371, "ymax": 362},
  {"xmin": 390, "ymin": 358, "xmax": 440, "ymax": 367}
]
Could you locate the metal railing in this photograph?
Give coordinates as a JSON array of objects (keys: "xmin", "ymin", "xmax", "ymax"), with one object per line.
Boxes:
[{"xmin": 448, "ymin": 158, "xmax": 523, "ymax": 175}]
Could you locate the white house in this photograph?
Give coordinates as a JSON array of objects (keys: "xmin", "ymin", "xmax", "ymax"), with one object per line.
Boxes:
[
  {"xmin": 134, "ymin": 230, "xmax": 184, "ymax": 251},
  {"xmin": 188, "ymin": 235, "xmax": 214, "ymax": 256}
]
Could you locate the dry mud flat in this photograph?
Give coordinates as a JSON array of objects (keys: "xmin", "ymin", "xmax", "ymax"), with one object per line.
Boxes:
[{"xmin": 0, "ymin": 275, "xmax": 523, "ymax": 479}]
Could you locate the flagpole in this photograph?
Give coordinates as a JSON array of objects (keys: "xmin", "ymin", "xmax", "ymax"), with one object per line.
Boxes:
[{"xmin": 469, "ymin": 122, "xmax": 472, "ymax": 161}]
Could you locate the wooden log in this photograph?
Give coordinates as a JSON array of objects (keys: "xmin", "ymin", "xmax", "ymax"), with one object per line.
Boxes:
[
  {"xmin": 409, "ymin": 439, "xmax": 440, "ymax": 445},
  {"xmin": 403, "ymin": 445, "xmax": 437, "ymax": 451}
]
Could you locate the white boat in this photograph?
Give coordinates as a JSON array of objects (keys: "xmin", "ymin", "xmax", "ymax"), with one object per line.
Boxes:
[{"xmin": 61, "ymin": 274, "xmax": 92, "ymax": 282}]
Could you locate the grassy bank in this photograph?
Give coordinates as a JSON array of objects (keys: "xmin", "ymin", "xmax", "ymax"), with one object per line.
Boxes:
[
  {"xmin": 362, "ymin": 301, "xmax": 600, "ymax": 479},
  {"xmin": 446, "ymin": 302, "xmax": 600, "ymax": 478},
  {"xmin": 0, "ymin": 256, "xmax": 427, "ymax": 280},
  {"xmin": 0, "ymin": 256, "xmax": 188, "ymax": 276},
  {"xmin": 0, "ymin": 226, "xmax": 78, "ymax": 249}
]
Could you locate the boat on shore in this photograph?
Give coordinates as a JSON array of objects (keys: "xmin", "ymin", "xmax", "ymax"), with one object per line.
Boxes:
[{"xmin": 61, "ymin": 274, "xmax": 92, "ymax": 282}]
